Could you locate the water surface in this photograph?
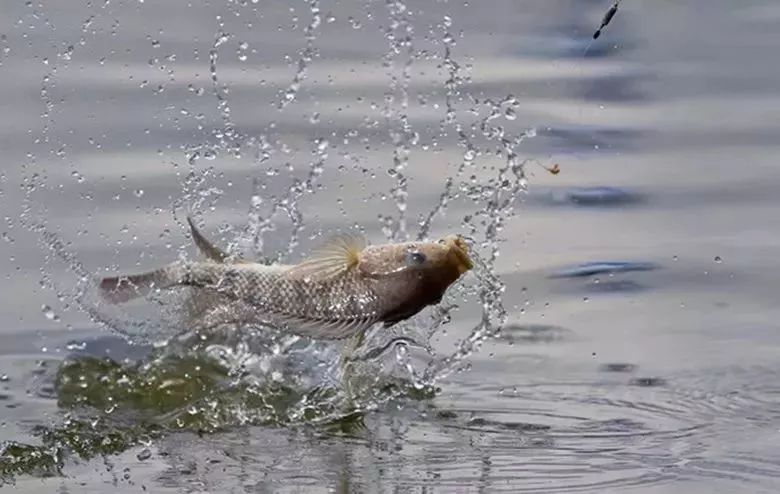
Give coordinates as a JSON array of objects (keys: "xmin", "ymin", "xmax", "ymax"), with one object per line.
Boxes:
[{"xmin": 2, "ymin": 1, "xmax": 780, "ymax": 492}]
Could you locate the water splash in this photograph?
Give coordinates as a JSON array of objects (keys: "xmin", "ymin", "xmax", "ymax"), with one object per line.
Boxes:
[
  {"xmin": 26, "ymin": 0, "xmax": 532, "ymax": 397},
  {"xmin": 9, "ymin": 1, "xmax": 544, "ymax": 482},
  {"xmin": 381, "ymin": 0, "xmax": 416, "ymax": 242},
  {"xmin": 239, "ymin": 135, "xmax": 331, "ymax": 261},
  {"xmin": 209, "ymin": 31, "xmax": 240, "ymax": 155},
  {"xmin": 278, "ymin": 0, "xmax": 322, "ymax": 109}
]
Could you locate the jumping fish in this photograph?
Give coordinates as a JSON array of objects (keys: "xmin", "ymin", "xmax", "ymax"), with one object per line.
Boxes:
[{"xmin": 98, "ymin": 217, "xmax": 473, "ymax": 340}]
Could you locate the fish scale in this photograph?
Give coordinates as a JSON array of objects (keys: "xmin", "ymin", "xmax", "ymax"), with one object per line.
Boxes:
[
  {"xmin": 181, "ymin": 263, "xmax": 384, "ymax": 339},
  {"xmin": 99, "ymin": 216, "xmax": 472, "ymax": 341}
]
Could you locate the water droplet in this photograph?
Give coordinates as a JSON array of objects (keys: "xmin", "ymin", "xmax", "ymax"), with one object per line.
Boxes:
[
  {"xmin": 714, "ymin": 256, "xmax": 722, "ymax": 263},
  {"xmin": 137, "ymin": 448, "xmax": 152, "ymax": 461},
  {"xmin": 215, "ymin": 33, "xmax": 230, "ymax": 47},
  {"xmin": 133, "ymin": 189, "xmax": 144, "ymax": 198},
  {"xmin": 504, "ymin": 108, "xmax": 516, "ymax": 121},
  {"xmin": 66, "ymin": 341, "xmax": 87, "ymax": 351},
  {"xmin": 237, "ymin": 41, "xmax": 249, "ymax": 61},
  {"xmin": 60, "ymin": 45, "xmax": 74, "ymax": 61},
  {"xmin": 41, "ymin": 305, "xmax": 57, "ymax": 320}
]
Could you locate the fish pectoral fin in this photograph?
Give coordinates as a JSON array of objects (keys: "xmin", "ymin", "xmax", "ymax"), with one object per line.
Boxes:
[
  {"xmin": 187, "ymin": 216, "xmax": 247, "ymax": 264},
  {"xmin": 287, "ymin": 232, "xmax": 367, "ymax": 280}
]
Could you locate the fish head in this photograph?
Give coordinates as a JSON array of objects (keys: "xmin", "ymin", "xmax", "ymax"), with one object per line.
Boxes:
[
  {"xmin": 358, "ymin": 235, "xmax": 473, "ymax": 322},
  {"xmin": 359, "ymin": 235, "xmax": 473, "ymax": 279}
]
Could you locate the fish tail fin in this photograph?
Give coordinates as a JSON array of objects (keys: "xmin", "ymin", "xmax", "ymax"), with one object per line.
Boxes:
[{"xmin": 99, "ymin": 263, "xmax": 185, "ymax": 304}]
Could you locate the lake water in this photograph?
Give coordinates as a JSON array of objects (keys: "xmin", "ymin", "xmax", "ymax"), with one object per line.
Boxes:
[{"xmin": 2, "ymin": 1, "xmax": 780, "ymax": 492}]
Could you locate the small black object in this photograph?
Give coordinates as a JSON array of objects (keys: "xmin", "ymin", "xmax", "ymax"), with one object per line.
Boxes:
[
  {"xmin": 593, "ymin": 2, "xmax": 619, "ymax": 39},
  {"xmin": 602, "ymin": 3, "xmax": 618, "ymax": 27}
]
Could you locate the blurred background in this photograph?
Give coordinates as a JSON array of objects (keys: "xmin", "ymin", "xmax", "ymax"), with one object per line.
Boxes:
[{"xmin": 1, "ymin": 1, "xmax": 780, "ymax": 492}]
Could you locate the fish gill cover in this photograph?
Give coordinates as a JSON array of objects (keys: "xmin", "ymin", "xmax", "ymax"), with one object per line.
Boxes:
[{"xmin": 3, "ymin": 0, "xmax": 550, "ymax": 482}]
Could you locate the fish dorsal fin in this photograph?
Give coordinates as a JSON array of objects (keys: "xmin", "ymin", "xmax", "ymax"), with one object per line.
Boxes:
[
  {"xmin": 187, "ymin": 216, "xmax": 248, "ymax": 264},
  {"xmin": 287, "ymin": 233, "xmax": 366, "ymax": 280}
]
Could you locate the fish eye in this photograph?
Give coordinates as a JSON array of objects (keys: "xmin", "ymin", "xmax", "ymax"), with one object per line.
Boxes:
[{"xmin": 405, "ymin": 250, "xmax": 427, "ymax": 266}]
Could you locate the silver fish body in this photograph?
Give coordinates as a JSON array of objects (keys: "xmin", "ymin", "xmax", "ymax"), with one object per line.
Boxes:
[
  {"xmin": 99, "ymin": 217, "xmax": 473, "ymax": 340},
  {"xmin": 179, "ymin": 262, "xmax": 382, "ymax": 339}
]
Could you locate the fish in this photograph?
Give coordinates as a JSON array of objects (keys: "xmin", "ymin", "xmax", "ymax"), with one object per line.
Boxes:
[{"xmin": 98, "ymin": 217, "xmax": 474, "ymax": 340}]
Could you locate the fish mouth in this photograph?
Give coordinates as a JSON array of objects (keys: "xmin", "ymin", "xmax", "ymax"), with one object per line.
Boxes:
[{"xmin": 443, "ymin": 235, "xmax": 473, "ymax": 275}]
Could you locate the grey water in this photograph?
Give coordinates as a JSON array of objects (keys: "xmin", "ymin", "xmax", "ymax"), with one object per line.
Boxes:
[{"xmin": 2, "ymin": 0, "xmax": 780, "ymax": 492}]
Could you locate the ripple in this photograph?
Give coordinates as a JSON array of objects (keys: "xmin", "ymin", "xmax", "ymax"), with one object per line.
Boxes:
[
  {"xmin": 542, "ymin": 186, "xmax": 646, "ymax": 208},
  {"xmin": 599, "ymin": 363, "xmax": 637, "ymax": 373},
  {"xmin": 10, "ymin": 361, "xmax": 776, "ymax": 493},
  {"xmin": 584, "ymin": 280, "xmax": 648, "ymax": 294},
  {"xmin": 497, "ymin": 324, "xmax": 573, "ymax": 344},
  {"xmin": 463, "ymin": 416, "xmax": 552, "ymax": 433},
  {"xmin": 420, "ymin": 364, "xmax": 780, "ymax": 492},
  {"xmin": 629, "ymin": 377, "xmax": 668, "ymax": 387},
  {"xmin": 550, "ymin": 261, "xmax": 659, "ymax": 279},
  {"xmin": 536, "ymin": 127, "xmax": 642, "ymax": 154}
]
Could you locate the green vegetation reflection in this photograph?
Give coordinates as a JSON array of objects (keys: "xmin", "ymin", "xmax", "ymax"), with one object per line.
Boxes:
[{"xmin": 0, "ymin": 345, "xmax": 436, "ymax": 483}]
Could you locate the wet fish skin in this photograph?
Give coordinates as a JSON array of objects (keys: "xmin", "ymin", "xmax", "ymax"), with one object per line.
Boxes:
[{"xmin": 99, "ymin": 218, "xmax": 473, "ymax": 340}]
